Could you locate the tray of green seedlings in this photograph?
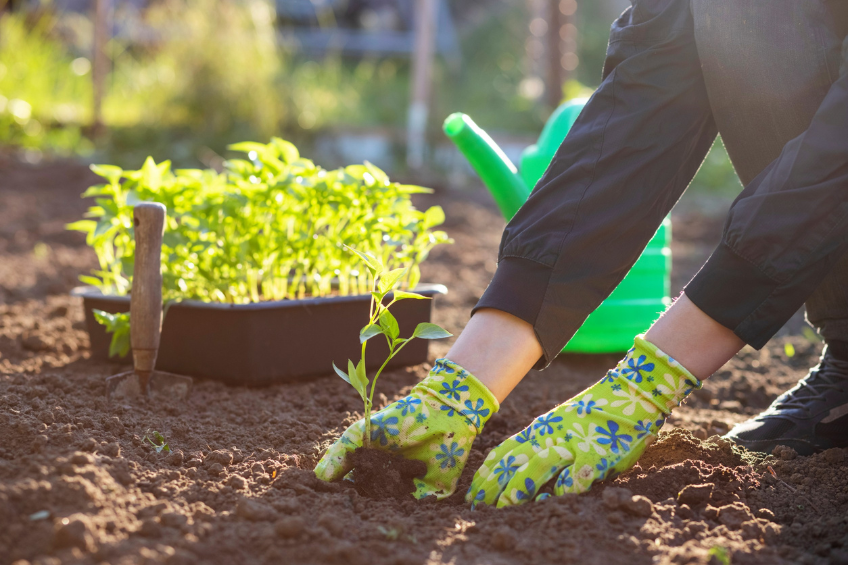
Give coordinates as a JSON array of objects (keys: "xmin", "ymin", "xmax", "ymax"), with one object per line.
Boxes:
[{"xmin": 69, "ymin": 138, "xmax": 452, "ymax": 384}]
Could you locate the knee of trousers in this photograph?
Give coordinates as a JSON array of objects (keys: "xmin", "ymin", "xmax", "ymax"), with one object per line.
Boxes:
[{"xmin": 691, "ymin": 0, "xmax": 845, "ymax": 184}]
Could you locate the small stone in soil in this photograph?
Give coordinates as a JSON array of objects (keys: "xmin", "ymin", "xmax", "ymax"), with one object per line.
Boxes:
[{"xmin": 349, "ymin": 447, "xmax": 427, "ymax": 500}]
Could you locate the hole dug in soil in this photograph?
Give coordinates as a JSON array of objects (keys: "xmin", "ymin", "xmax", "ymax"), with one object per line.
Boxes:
[{"xmin": 349, "ymin": 447, "xmax": 427, "ymax": 500}]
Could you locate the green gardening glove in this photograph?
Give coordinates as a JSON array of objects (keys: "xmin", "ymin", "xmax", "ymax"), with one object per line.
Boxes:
[
  {"xmin": 315, "ymin": 358, "xmax": 499, "ymax": 499},
  {"xmin": 466, "ymin": 336, "xmax": 701, "ymax": 508}
]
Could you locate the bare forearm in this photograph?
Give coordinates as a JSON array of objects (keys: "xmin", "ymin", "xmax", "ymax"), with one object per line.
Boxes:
[
  {"xmin": 446, "ymin": 308, "xmax": 542, "ymax": 403},
  {"xmin": 645, "ymin": 292, "xmax": 744, "ymax": 380}
]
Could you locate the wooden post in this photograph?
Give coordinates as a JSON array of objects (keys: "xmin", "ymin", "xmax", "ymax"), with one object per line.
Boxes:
[
  {"xmin": 560, "ymin": 0, "xmax": 579, "ymax": 78},
  {"xmin": 547, "ymin": 0, "xmax": 579, "ymax": 109},
  {"xmin": 92, "ymin": 0, "xmax": 110, "ymax": 136},
  {"xmin": 406, "ymin": 0, "xmax": 437, "ymax": 170},
  {"xmin": 546, "ymin": 0, "xmax": 563, "ymax": 108}
]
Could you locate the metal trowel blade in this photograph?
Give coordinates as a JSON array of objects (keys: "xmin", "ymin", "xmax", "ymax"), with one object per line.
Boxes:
[{"xmin": 106, "ymin": 370, "xmax": 192, "ymax": 401}]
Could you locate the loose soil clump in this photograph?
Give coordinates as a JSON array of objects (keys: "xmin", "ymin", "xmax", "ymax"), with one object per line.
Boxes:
[
  {"xmin": 1, "ymin": 158, "xmax": 847, "ymax": 565},
  {"xmin": 349, "ymin": 447, "xmax": 427, "ymax": 500}
]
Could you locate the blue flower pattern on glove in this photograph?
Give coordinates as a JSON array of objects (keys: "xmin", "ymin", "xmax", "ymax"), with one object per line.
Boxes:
[
  {"xmin": 595, "ymin": 421, "xmax": 632, "ymax": 454},
  {"xmin": 621, "ymin": 354, "xmax": 655, "ymax": 383},
  {"xmin": 435, "ymin": 441, "xmax": 465, "ymax": 469},
  {"xmin": 634, "ymin": 420, "xmax": 652, "ymax": 439},
  {"xmin": 514, "ymin": 478, "xmax": 537, "ymax": 501},
  {"xmin": 397, "ymin": 397, "xmax": 421, "ymax": 416},
  {"xmin": 493, "ymin": 455, "xmax": 520, "ymax": 486},
  {"xmin": 461, "ymin": 398, "xmax": 491, "ymax": 427},
  {"xmin": 440, "ymin": 379, "xmax": 469, "ymax": 401},
  {"xmin": 573, "ymin": 399, "xmax": 603, "ymax": 415},
  {"xmin": 533, "ymin": 413, "xmax": 564, "ymax": 436},
  {"xmin": 515, "ymin": 428, "xmax": 534, "ymax": 444},
  {"xmin": 371, "ymin": 413, "xmax": 400, "ymax": 446},
  {"xmin": 556, "ymin": 468, "xmax": 573, "ymax": 489}
]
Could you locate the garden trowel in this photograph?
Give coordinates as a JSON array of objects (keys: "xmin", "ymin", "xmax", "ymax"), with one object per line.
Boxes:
[{"xmin": 106, "ymin": 202, "xmax": 193, "ymax": 401}]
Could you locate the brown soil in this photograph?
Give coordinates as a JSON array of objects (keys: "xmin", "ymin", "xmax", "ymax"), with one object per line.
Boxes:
[
  {"xmin": 349, "ymin": 447, "xmax": 427, "ymax": 500},
  {"xmin": 1, "ymin": 157, "xmax": 847, "ymax": 565}
]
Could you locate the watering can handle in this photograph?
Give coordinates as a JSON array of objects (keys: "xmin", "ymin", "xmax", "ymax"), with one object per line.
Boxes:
[{"xmin": 443, "ymin": 113, "xmax": 530, "ymax": 220}]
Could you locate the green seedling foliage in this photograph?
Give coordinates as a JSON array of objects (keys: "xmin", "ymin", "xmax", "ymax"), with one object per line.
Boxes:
[
  {"xmin": 707, "ymin": 546, "xmax": 731, "ymax": 565},
  {"xmin": 377, "ymin": 526, "xmax": 400, "ymax": 541},
  {"xmin": 143, "ymin": 430, "xmax": 171, "ymax": 454},
  {"xmin": 92, "ymin": 310, "xmax": 131, "ymax": 358},
  {"xmin": 784, "ymin": 342, "xmax": 795, "ymax": 358},
  {"xmin": 70, "ymin": 139, "xmax": 452, "ymax": 305},
  {"xmin": 333, "ymin": 249, "xmax": 453, "ymax": 447}
]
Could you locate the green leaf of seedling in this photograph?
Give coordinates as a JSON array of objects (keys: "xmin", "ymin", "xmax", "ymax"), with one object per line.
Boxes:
[
  {"xmin": 408, "ymin": 265, "xmax": 421, "ymax": 291},
  {"xmin": 270, "ymin": 137, "xmax": 300, "ymax": 163},
  {"xmin": 345, "ymin": 246, "xmax": 382, "ymax": 275},
  {"xmin": 89, "ymin": 164, "xmax": 123, "ymax": 185},
  {"xmin": 94, "ymin": 310, "xmax": 131, "ymax": 358},
  {"xmin": 125, "ymin": 190, "xmax": 142, "ymax": 207},
  {"xmin": 79, "ymin": 275, "xmax": 104, "ymax": 288},
  {"xmin": 228, "ymin": 141, "xmax": 269, "ymax": 155},
  {"xmin": 354, "ymin": 360, "xmax": 369, "ymax": 399},
  {"xmin": 360, "ymin": 324, "xmax": 383, "ymax": 343},
  {"xmin": 66, "ymin": 220, "xmax": 97, "ymax": 233},
  {"xmin": 412, "ymin": 322, "xmax": 453, "ymax": 340},
  {"xmin": 422, "ymin": 206, "xmax": 446, "ymax": 229},
  {"xmin": 348, "ymin": 359, "xmax": 368, "ymax": 399},
  {"xmin": 397, "ymin": 184, "xmax": 434, "ymax": 194},
  {"xmin": 379, "ymin": 267, "xmax": 408, "ymax": 294},
  {"xmin": 108, "ymin": 325, "xmax": 130, "ymax": 358},
  {"xmin": 333, "ymin": 362, "xmax": 352, "ymax": 385},
  {"xmin": 379, "ymin": 309, "xmax": 400, "ymax": 340},
  {"xmin": 141, "ymin": 157, "xmax": 163, "ymax": 191},
  {"xmin": 392, "ymin": 290, "xmax": 430, "ymax": 301},
  {"xmin": 371, "ymin": 291, "xmax": 386, "ymax": 305},
  {"xmin": 81, "ymin": 184, "xmax": 112, "ymax": 198}
]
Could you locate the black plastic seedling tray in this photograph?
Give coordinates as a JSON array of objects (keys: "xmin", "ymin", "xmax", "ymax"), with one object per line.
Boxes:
[{"xmin": 75, "ymin": 284, "xmax": 447, "ymax": 385}]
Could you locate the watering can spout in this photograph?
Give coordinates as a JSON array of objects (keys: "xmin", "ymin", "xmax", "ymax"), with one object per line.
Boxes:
[{"xmin": 443, "ymin": 113, "xmax": 530, "ymax": 220}]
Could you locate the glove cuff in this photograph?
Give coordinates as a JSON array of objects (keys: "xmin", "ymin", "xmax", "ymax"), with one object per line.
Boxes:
[
  {"xmin": 612, "ymin": 335, "xmax": 703, "ymax": 415},
  {"xmin": 418, "ymin": 358, "xmax": 500, "ymax": 433}
]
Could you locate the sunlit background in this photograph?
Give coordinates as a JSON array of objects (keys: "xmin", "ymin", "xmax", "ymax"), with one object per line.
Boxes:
[{"xmin": 1, "ymin": 0, "xmax": 737, "ymax": 194}]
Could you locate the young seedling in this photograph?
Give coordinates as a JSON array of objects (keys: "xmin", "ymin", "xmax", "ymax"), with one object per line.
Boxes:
[
  {"xmin": 143, "ymin": 429, "xmax": 171, "ymax": 454},
  {"xmin": 93, "ymin": 309, "xmax": 130, "ymax": 358},
  {"xmin": 333, "ymin": 246, "xmax": 452, "ymax": 448}
]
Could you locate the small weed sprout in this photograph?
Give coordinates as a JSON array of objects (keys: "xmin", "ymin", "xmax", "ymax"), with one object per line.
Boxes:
[
  {"xmin": 333, "ymin": 246, "xmax": 452, "ymax": 448},
  {"xmin": 377, "ymin": 525, "xmax": 400, "ymax": 540},
  {"xmin": 143, "ymin": 430, "xmax": 171, "ymax": 454},
  {"xmin": 707, "ymin": 546, "xmax": 731, "ymax": 565}
]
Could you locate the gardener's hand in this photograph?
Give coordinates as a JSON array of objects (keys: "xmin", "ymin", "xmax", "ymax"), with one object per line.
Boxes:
[
  {"xmin": 315, "ymin": 359, "xmax": 499, "ymax": 499},
  {"xmin": 466, "ymin": 336, "xmax": 701, "ymax": 508}
]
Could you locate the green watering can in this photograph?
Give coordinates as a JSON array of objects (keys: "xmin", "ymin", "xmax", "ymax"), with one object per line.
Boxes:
[{"xmin": 443, "ymin": 99, "xmax": 671, "ymax": 353}]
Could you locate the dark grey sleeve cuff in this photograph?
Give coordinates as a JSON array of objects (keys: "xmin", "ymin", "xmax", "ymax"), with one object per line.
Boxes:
[
  {"xmin": 472, "ymin": 256, "xmax": 553, "ymax": 367},
  {"xmin": 472, "ymin": 256, "xmax": 553, "ymax": 327}
]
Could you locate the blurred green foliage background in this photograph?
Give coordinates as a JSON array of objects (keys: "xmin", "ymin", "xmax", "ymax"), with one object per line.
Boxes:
[{"xmin": 0, "ymin": 0, "xmax": 739, "ymax": 195}]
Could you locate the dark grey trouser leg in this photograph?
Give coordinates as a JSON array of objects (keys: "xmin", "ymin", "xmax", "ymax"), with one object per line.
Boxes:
[
  {"xmin": 475, "ymin": 0, "xmax": 718, "ymax": 367},
  {"xmin": 691, "ymin": 0, "xmax": 848, "ymax": 342},
  {"xmin": 806, "ymin": 253, "xmax": 848, "ymax": 342}
]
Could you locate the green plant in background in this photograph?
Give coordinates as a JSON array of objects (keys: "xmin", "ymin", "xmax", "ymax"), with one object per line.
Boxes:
[
  {"xmin": 69, "ymin": 138, "xmax": 452, "ymax": 302},
  {"xmin": 332, "ymin": 248, "xmax": 451, "ymax": 448},
  {"xmin": 0, "ymin": 10, "xmax": 91, "ymax": 155},
  {"xmin": 92, "ymin": 310, "xmax": 131, "ymax": 358}
]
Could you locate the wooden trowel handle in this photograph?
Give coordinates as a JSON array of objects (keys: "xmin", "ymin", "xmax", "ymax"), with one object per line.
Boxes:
[{"xmin": 131, "ymin": 203, "xmax": 166, "ymax": 379}]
